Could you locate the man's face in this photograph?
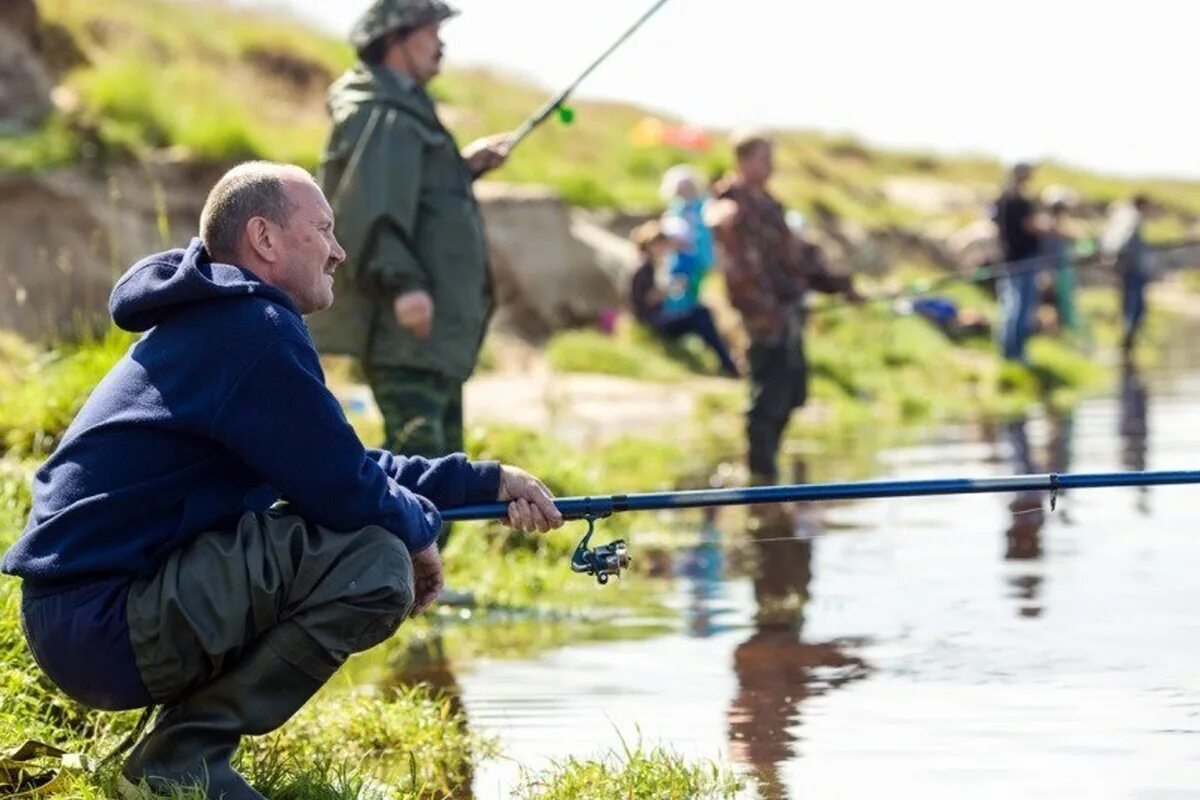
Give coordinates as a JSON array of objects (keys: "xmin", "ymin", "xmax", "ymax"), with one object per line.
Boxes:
[
  {"xmin": 739, "ymin": 142, "xmax": 774, "ymax": 184},
  {"xmin": 271, "ymin": 179, "xmax": 346, "ymax": 315},
  {"xmin": 401, "ymin": 23, "xmax": 444, "ymax": 84}
]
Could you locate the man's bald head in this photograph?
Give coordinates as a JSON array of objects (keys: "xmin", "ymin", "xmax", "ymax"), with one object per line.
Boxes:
[
  {"xmin": 199, "ymin": 162, "xmax": 345, "ymax": 315},
  {"xmin": 200, "ymin": 162, "xmax": 316, "ymax": 264}
]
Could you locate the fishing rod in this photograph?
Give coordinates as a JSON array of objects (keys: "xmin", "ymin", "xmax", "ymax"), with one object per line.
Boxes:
[
  {"xmin": 808, "ymin": 238, "xmax": 1200, "ymax": 318},
  {"xmin": 507, "ymin": 0, "xmax": 673, "ymax": 153},
  {"xmin": 442, "ymin": 469, "xmax": 1200, "ymax": 584}
]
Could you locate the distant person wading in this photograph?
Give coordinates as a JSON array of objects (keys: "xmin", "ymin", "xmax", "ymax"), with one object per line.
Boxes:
[
  {"xmin": 993, "ymin": 162, "xmax": 1042, "ymax": 362},
  {"xmin": 1105, "ymin": 194, "xmax": 1155, "ymax": 356},
  {"xmin": 708, "ymin": 132, "xmax": 864, "ymax": 484}
]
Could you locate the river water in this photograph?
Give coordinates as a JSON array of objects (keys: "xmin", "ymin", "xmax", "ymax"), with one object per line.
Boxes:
[{"xmin": 407, "ymin": 350, "xmax": 1200, "ymax": 799}]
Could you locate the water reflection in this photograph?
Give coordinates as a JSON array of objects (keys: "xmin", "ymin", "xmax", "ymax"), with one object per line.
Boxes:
[
  {"xmin": 1001, "ymin": 410, "xmax": 1075, "ymax": 618},
  {"xmin": 393, "ymin": 635, "xmax": 475, "ymax": 797},
  {"xmin": 725, "ymin": 471, "xmax": 869, "ymax": 800},
  {"xmin": 677, "ymin": 520, "xmax": 723, "ymax": 637},
  {"xmin": 1003, "ymin": 417, "xmax": 1046, "ymax": 565},
  {"xmin": 1119, "ymin": 358, "xmax": 1150, "ymax": 514},
  {"xmin": 449, "ymin": 346, "xmax": 1200, "ymax": 799}
]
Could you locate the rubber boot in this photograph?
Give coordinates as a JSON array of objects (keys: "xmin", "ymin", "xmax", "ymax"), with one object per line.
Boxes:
[{"xmin": 119, "ymin": 622, "xmax": 337, "ymax": 800}]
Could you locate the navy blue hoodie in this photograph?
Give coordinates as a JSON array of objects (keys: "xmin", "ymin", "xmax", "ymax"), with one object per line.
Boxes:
[{"xmin": 2, "ymin": 240, "xmax": 499, "ymax": 708}]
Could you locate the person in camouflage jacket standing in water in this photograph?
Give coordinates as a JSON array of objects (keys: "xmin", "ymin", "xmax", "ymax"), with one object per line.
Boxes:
[
  {"xmin": 313, "ymin": 0, "xmax": 512, "ymax": 545},
  {"xmin": 709, "ymin": 132, "xmax": 864, "ymax": 484}
]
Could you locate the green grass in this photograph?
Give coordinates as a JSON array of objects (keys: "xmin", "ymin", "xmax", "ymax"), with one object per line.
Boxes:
[
  {"xmin": 543, "ymin": 271, "xmax": 1112, "ymax": 445},
  {"xmin": 13, "ymin": 0, "xmax": 351, "ymax": 170},
  {"xmin": 545, "ymin": 329, "xmax": 693, "ymax": 382},
  {"xmin": 0, "ymin": 590, "xmax": 727, "ymax": 800},
  {"xmin": 238, "ymin": 684, "xmax": 489, "ymax": 799},
  {"xmin": 0, "ymin": 115, "xmax": 83, "ymax": 171},
  {"xmin": 515, "ymin": 737, "xmax": 743, "ymax": 800},
  {"xmin": 0, "ymin": 329, "xmax": 134, "ymax": 457}
]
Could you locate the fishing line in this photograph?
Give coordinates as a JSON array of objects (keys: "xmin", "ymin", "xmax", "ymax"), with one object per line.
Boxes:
[{"xmin": 508, "ymin": 0, "xmax": 674, "ymax": 152}]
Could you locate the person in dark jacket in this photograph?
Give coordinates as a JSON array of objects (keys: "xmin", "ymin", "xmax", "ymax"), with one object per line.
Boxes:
[
  {"xmin": 1, "ymin": 162, "xmax": 562, "ymax": 800},
  {"xmin": 1105, "ymin": 194, "xmax": 1154, "ymax": 354},
  {"xmin": 993, "ymin": 162, "xmax": 1043, "ymax": 362},
  {"xmin": 312, "ymin": 0, "xmax": 511, "ymax": 481}
]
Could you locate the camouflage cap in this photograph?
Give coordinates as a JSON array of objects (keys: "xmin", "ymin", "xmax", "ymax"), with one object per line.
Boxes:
[{"xmin": 350, "ymin": 0, "xmax": 459, "ymax": 50}]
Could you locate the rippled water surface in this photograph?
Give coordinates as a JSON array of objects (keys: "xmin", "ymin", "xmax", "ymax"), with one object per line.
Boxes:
[{"xmin": 409, "ymin": 354, "xmax": 1200, "ymax": 799}]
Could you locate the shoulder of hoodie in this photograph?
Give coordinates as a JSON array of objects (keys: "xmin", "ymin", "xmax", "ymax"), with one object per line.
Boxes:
[
  {"xmin": 188, "ymin": 292, "xmax": 322, "ymax": 389},
  {"xmin": 223, "ymin": 288, "xmax": 314, "ymax": 352},
  {"xmin": 161, "ymin": 281, "xmax": 315, "ymax": 367}
]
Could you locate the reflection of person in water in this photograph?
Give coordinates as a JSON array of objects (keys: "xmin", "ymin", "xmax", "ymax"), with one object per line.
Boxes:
[
  {"xmin": 1004, "ymin": 417, "xmax": 1046, "ymax": 562},
  {"xmin": 678, "ymin": 520, "xmax": 724, "ymax": 637},
  {"xmin": 1002, "ymin": 412, "xmax": 1073, "ymax": 617},
  {"xmin": 1119, "ymin": 359, "xmax": 1150, "ymax": 515},
  {"xmin": 727, "ymin": 501, "xmax": 868, "ymax": 800},
  {"xmin": 1046, "ymin": 409, "xmax": 1076, "ymax": 526}
]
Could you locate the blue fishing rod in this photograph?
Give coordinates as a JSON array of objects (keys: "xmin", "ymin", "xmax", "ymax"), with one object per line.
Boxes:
[{"xmin": 441, "ymin": 469, "xmax": 1200, "ymax": 584}]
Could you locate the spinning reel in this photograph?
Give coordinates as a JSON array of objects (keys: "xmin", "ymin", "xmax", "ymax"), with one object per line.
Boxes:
[{"xmin": 570, "ymin": 516, "xmax": 631, "ymax": 585}]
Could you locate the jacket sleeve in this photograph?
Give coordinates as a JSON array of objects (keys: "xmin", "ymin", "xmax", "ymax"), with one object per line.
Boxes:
[
  {"xmin": 209, "ymin": 336, "xmax": 441, "ymax": 552},
  {"xmin": 367, "ymin": 449, "xmax": 501, "ymax": 509},
  {"xmin": 324, "ymin": 105, "xmax": 428, "ymax": 296},
  {"xmin": 794, "ymin": 240, "xmax": 853, "ymax": 296}
]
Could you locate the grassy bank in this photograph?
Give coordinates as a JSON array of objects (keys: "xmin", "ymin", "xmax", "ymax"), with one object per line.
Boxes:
[
  {"xmin": 546, "ymin": 276, "xmax": 1121, "ymax": 432},
  {"xmin": 515, "ymin": 739, "xmax": 744, "ymax": 800},
  {"xmin": 12, "ymin": 0, "xmax": 1200, "ymax": 231}
]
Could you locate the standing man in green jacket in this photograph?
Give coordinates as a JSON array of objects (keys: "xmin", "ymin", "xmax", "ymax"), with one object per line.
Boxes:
[{"xmin": 313, "ymin": 0, "xmax": 511, "ymax": 543}]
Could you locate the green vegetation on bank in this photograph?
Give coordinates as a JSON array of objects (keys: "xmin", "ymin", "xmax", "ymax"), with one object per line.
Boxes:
[
  {"xmin": 0, "ymin": 329, "xmax": 133, "ymax": 457},
  {"xmin": 516, "ymin": 739, "xmax": 744, "ymax": 800},
  {"xmin": 9, "ymin": 0, "xmax": 1200, "ymax": 231},
  {"xmin": 544, "ymin": 277, "xmax": 1118, "ymax": 442}
]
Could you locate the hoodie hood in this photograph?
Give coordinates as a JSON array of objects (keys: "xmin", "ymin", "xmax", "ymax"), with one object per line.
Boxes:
[{"xmin": 109, "ymin": 238, "xmax": 298, "ymax": 332}]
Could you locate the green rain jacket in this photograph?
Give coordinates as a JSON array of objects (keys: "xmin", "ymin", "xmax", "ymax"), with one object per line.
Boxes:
[{"xmin": 312, "ymin": 64, "xmax": 491, "ymax": 380}]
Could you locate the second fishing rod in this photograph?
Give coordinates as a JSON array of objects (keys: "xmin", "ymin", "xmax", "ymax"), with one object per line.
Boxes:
[{"xmin": 807, "ymin": 238, "xmax": 1199, "ymax": 318}]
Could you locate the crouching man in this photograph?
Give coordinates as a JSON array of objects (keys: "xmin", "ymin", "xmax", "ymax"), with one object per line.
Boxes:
[{"xmin": 1, "ymin": 162, "xmax": 563, "ymax": 800}]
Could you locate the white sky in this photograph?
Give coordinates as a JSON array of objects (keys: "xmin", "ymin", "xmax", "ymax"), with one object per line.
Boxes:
[{"xmin": 252, "ymin": 0, "xmax": 1198, "ymax": 179}]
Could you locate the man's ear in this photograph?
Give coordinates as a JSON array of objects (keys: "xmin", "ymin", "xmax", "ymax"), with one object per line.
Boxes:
[{"xmin": 244, "ymin": 216, "xmax": 277, "ymax": 263}]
